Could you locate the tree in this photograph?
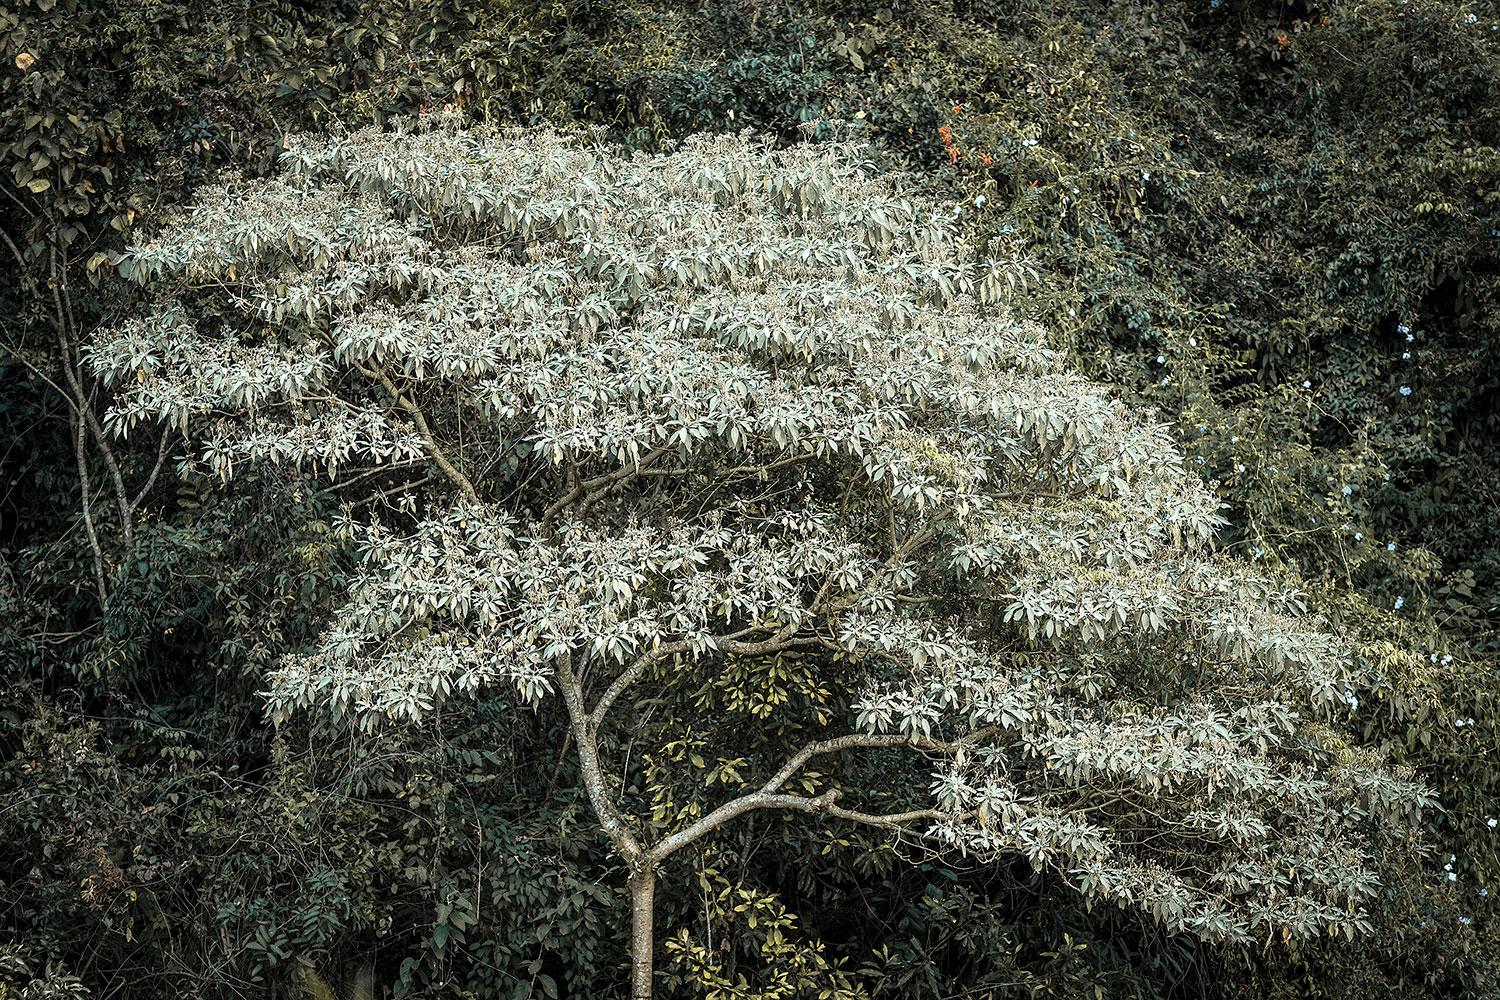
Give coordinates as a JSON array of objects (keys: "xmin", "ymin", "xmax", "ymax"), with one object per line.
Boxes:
[{"xmin": 91, "ymin": 115, "xmax": 1432, "ymax": 998}]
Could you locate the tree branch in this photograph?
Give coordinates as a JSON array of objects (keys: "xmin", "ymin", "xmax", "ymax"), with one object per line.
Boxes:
[
  {"xmin": 5, "ymin": 224, "xmax": 136, "ymax": 546},
  {"xmin": 68, "ymin": 405, "xmax": 109, "ymax": 608},
  {"xmin": 645, "ymin": 728, "xmax": 997, "ymax": 863},
  {"xmin": 553, "ymin": 652, "xmax": 645, "ymax": 865},
  {"xmin": 647, "ymin": 786, "xmax": 954, "ymax": 865},
  {"xmin": 540, "ymin": 442, "xmax": 676, "ymax": 532},
  {"xmin": 127, "ymin": 424, "xmax": 173, "ymax": 517},
  {"xmin": 48, "ymin": 240, "xmax": 134, "ymax": 544},
  {"xmin": 362, "ymin": 365, "xmax": 478, "ymax": 501},
  {"xmin": 587, "ymin": 623, "xmax": 817, "ymax": 729}
]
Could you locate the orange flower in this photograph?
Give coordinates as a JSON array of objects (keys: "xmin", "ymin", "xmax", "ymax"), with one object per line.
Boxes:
[
  {"xmin": 947, "ymin": 146, "xmax": 960, "ymax": 164},
  {"xmin": 951, "ymin": 102, "xmax": 964, "ymax": 115},
  {"xmin": 980, "ymin": 153, "xmax": 993, "ymax": 166},
  {"xmin": 1275, "ymin": 31, "xmax": 1289, "ymax": 47}
]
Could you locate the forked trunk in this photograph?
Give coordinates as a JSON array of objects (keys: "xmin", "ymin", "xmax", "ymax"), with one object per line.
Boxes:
[{"xmin": 629, "ymin": 867, "xmax": 657, "ymax": 999}]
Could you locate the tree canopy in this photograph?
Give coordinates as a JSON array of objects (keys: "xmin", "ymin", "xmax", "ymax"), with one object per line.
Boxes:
[{"xmin": 87, "ymin": 117, "xmax": 1433, "ymax": 994}]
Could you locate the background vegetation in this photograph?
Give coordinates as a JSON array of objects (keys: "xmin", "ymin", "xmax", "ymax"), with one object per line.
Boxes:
[{"xmin": 2, "ymin": 0, "xmax": 1496, "ymax": 997}]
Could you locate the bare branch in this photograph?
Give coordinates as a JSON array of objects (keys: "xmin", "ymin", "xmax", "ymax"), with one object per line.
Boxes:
[
  {"xmin": 540, "ymin": 443, "xmax": 676, "ymax": 532},
  {"xmin": 127, "ymin": 425, "xmax": 173, "ymax": 517},
  {"xmin": 587, "ymin": 622, "xmax": 819, "ymax": 729},
  {"xmin": 645, "ymin": 719, "xmax": 1010, "ymax": 864},
  {"xmin": 68, "ymin": 405, "xmax": 109, "ymax": 609},
  {"xmin": 648, "ymin": 785, "xmax": 955, "ymax": 865},
  {"xmin": 48, "ymin": 240, "xmax": 134, "ymax": 544}
]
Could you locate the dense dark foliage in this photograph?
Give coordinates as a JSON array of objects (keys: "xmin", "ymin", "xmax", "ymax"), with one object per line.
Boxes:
[{"xmin": 2, "ymin": 0, "xmax": 1496, "ymax": 997}]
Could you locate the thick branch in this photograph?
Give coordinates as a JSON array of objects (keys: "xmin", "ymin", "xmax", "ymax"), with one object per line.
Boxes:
[
  {"xmin": 588, "ymin": 646, "xmax": 676, "ymax": 730},
  {"xmin": 822, "ymin": 802, "xmax": 956, "ymax": 828},
  {"xmin": 553, "ymin": 652, "xmax": 644, "ymax": 865}
]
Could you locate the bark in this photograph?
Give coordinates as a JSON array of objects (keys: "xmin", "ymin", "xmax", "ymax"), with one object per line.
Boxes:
[
  {"xmin": 554, "ymin": 653, "xmax": 643, "ymax": 862},
  {"xmin": 628, "ymin": 867, "xmax": 656, "ymax": 1000}
]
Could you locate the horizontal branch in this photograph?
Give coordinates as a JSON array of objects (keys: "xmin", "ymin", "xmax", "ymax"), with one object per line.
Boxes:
[
  {"xmin": 647, "ymin": 728, "xmax": 995, "ymax": 864},
  {"xmin": 587, "ymin": 623, "xmax": 818, "ymax": 728},
  {"xmin": 648, "ymin": 787, "xmax": 953, "ymax": 865}
]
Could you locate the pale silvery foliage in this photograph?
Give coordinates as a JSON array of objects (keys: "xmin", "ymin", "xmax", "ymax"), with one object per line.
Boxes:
[{"xmin": 91, "ymin": 115, "xmax": 1430, "ymax": 947}]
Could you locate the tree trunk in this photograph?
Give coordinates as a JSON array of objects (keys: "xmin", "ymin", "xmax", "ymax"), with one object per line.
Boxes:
[{"xmin": 629, "ymin": 867, "xmax": 657, "ymax": 1000}]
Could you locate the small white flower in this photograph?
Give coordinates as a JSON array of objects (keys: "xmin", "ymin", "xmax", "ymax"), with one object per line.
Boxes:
[
  {"xmin": 1387, "ymin": 542, "xmax": 1396, "ymax": 551},
  {"xmin": 1449, "ymin": 872, "xmax": 1459, "ymax": 881},
  {"xmin": 1488, "ymin": 818, "xmax": 1497, "ymax": 829},
  {"xmin": 974, "ymin": 195, "xmax": 987, "ymax": 208},
  {"xmin": 1395, "ymin": 596, "xmax": 1405, "ymax": 609},
  {"xmin": 1236, "ymin": 463, "xmax": 1246, "ymax": 473},
  {"xmin": 1302, "ymin": 380, "xmax": 1312, "ymax": 388},
  {"xmin": 1342, "ymin": 485, "xmax": 1353, "ymax": 495},
  {"xmin": 1400, "ymin": 386, "xmax": 1413, "ymax": 396},
  {"xmin": 1461, "ymin": 916, "xmax": 1473, "ymax": 925},
  {"xmin": 1355, "ymin": 532, "xmax": 1363, "ymax": 541},
  {"xmin": 1157, "ymin": 354, "xmax": 1166, "ymax": 363},
  {"xmin": 1402, "ymin": 351, "xmax": 1411, "ymax": 360}
]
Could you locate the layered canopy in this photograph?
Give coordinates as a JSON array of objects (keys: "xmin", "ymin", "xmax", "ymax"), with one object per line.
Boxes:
[{"xmin": 92, "ymin": 116, "xmax": 1429, "ymax": 946}]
